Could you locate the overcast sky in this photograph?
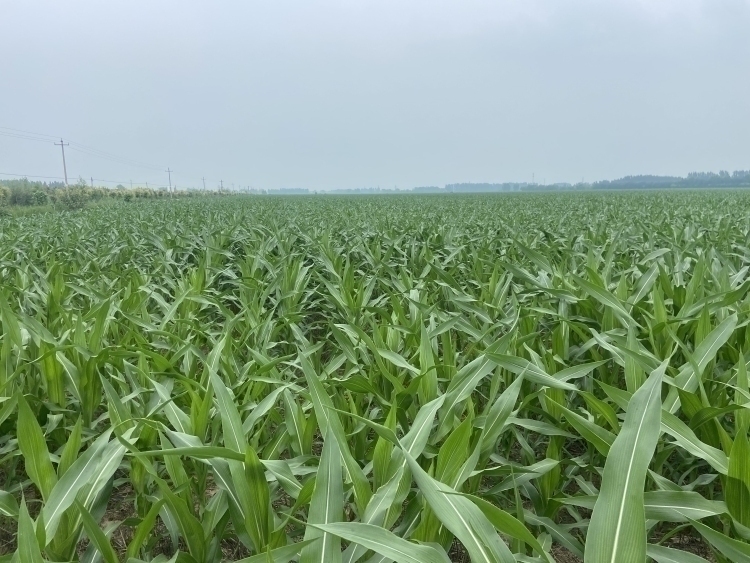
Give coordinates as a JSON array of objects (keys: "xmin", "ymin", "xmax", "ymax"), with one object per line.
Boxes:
[{"xmin": 1, "ymin": 1, "xmax": 748, "ymax": 190}]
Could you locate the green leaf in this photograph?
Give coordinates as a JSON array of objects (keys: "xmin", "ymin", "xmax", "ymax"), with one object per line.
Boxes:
[
  {"xmin": 419, "ymin": 325, "xmax": 438, "ymax": 403},
  {"xmin": 0, "ymin": 491, "xmax": 19, "ymax": 519},
  {"xmin": 402, "ymin": 448, "xmax": 516, "ymax": 563},
  {"xmin": 211, "ymin": 371, "xmax": 247, "ymax": 452},
  {"xmin": 312, "ymin": 522, "xmax": 451, "ymax": 563},
  {"xmin": 549, "ymin": 398, "xmax": 615, "ymax": 456},
  {"xmin": 0, "ymin": 296, "xmax": 23, "ymax": 350},
  {"xmin": 646, "ymin": 543, "xmax": 710, "ymax": 563},
  {"xmin": 42, "ymin": 430, "xmax": 117, "ymax": 540},
  {"xmin": 572, "ymin": 272, "xmax": 638, "ymax": 328},
  {"xmin": 16, "ymin": 499, "xmax": 44, "ymax": 563},
  {"xmin": 726, "ymin": 431, "xmax": 750, "ymax": 527},
  {"xmin": 479, "ymin": 374, "xmax": 524, "ymax": 458},
  {"xmin": 691, "ymin": 519, "xmax": 750, "ymax": 561},
  {"xmin": 377, "ymin": 348, "xmax": 421, "ymax": 375},
  {"xmin": 156, "ymin": 477, "xmax": 206, "ymax": 562},
  {"xmin": 584, "ymin": 364, "xmax": 663, "ymax": 563},
  {"xmin": 126, "ymin": 499, "xmax": 166, "ymax": 559},
  {"xmin": 301, "ymin": 428, "xmax": 343, "ymax": 563},
  {"xmin": 485, "ymin": 354, "xmax": 577, "ymax": 391},
  {"xmin": 76, "ymin": 500, "xmax": 118, "ymax": 563},
  {"xmin": 242, "ymin": 445, "xmax": 272, "ymax": 552},
  {"xmin": 17, "ymin": 393, "xmax": 57, "ymax": 501},
  {"xmin": 57, "ymin": 417, "xmax": 82, "ymax": 479},
  {"xmin": 665, "ymin": 313, "xmax": 737, "ymax": 411},
  {"xmin": 660, "ymin": 410, "xmax": 728, "ymax": 474},
  {"xmin": 234, "ymin": 540, "xmax": 318, "ymax": 563},
  {"xmin": 642, "ymin": 491, "xmax": 726, "ymax": 522},
  {"xmin": 301, "ymin": 355, "xmax": 372, "ymax": 513},
  {"xmin": 458, "ymin": 492, "xmax": 553, "ymax": 562}
]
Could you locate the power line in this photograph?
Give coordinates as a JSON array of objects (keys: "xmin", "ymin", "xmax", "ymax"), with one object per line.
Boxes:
[
  {"xmin": 67, "ymin": 142, "xmax": 162, "ymax": 171},
  {"xmin": 0, "ymin": 131, "xmax": 56, "ymax": 144},
  {"xmin": 0, "ymin": 171, "xmax": 67, "ymax": 180},
  {"xmin": 91, "ymin": 177, "xmax": 169, "ymax": 188},
  {"xmin": 67, "ymin": 145, "xmax": 163, "ymax": 172},
  {"xmin": 0, "ymin": 170, "xmax": 168, "ymax": 188},
  {"xmin": 0, "ymin": 126, "xmax": 59, "ymax": 139},
  {"xmin": 0, "ymin": 126, "xmax": 163, "ymax": 172},
  {"xmin": 0, "ymin": 125, "xmax": 241, "ymax": 191},
  {"xmin": 0, "ymin": 125, "xmax": 162, "ymax": 170}
]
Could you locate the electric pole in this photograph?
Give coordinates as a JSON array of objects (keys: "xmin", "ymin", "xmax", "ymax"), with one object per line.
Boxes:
[
  {"xmin": 202, "ymin": 177, "xmax": 206, "ymax": 191},
  {"xmin": 54, "ymin": 138, "xmax": 69, "ymax": 187},
  {"xmin": 166, "ymin": 168, "xmax": 173, "ymax": 196},
  {"xmin": 90, "ymin": 177, "xmax": 93, "ymax": 188},
  {"xmin": 130, "ymin": 179, "xmax": 133, "ymax": 190},
  {"xmin": 220, "ymin": 179, "xmax": 223, "ymax": 192}
]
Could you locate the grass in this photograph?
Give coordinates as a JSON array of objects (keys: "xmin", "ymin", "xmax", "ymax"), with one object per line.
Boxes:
[{"xmin": 1, "ymin": 191, "xmax": 750, "ymax": 561}]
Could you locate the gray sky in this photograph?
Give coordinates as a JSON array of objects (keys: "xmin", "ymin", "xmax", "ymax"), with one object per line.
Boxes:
[{"xmin": 1, "ymin": 0, "xmax": 748, "ymax": 190}]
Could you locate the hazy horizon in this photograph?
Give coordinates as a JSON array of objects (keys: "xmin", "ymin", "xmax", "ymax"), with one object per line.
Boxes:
[{"xmin": 2, "ymin": 0, "xmax": 749, "ymax": 191}]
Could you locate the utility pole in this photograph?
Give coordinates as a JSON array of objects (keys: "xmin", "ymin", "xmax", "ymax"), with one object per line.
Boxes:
[
  {"xmin": 130, "ymin": 179, "xmax": 133, "ymax": 190},
  {"xmin": 166, "ymin": 168, "xmax": 173, "ymax": 196},
  {"xmin": 220, "ymin": 179, "xmax": 223, "ymax": 192},
  {"xmin": 90, "ymin": 177, "xmax": 93, "ymax": 188},
  {"xmin": 54, "ymin": 138, "xmax": 69, "ymax": 187},
  {"xmin": 202, "ymin": 177, "xmax": 206, "ymax": 191}
]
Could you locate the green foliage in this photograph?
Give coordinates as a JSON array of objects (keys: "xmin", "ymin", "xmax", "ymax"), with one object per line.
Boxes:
[
  {"xmin": 0, "ymin": 185, "xmax": 10, "ymax": 207},
  {"xmin": 57, "ymin": 188, "xmax": 88, "ymax": 210},
  {"xmin": 1, "ymin": 191, "xmax": 750, "ymax": 561},
  {"xmin": 0, "ymin": 178, "xmax": 213, "ymax": 210}
]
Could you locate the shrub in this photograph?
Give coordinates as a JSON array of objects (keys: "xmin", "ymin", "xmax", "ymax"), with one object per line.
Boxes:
[
  {"xmin": 57, "ymin": 188, "xmax": 87, "ymax": 211},
  {"xmin": 31, "ymin": 190, "xmax": 49, "ymax": 206}
]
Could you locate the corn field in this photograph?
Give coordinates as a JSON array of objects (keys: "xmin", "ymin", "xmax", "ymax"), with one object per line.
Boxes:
[{"xmin": 3, "ymin": 191, "xmax": 750, "ymax": 562}]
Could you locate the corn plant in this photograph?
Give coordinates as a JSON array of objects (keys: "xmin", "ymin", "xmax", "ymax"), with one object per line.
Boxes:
[{"xmin": 2, "ymin": 191, "xmax": 750, "ymax": 561}]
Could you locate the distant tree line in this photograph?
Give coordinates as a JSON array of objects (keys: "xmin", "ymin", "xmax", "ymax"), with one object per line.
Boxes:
[
  {"xmin": 592, "ymin": 170, "xmax": 750, "ymax": 190},
  {"xmin": 445, "ymin": 171, "xmax": 750, "ymax": 193},
  {"xmin": 3, "ymin": 169, "xmax": 749, "ymax": 206},
  {"xmin": 0, "ymin": 177, "xmax": 225, "ymax": 211}
]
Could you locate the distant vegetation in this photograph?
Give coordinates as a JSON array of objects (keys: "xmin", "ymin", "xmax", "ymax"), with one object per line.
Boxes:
[
  {"xmin": 0, "ymin": 177, "xmax": 220, "ymax": 212},
  {"xmin": 265, "ymin": 170, "xmax": 750, "ymax": 194},
  {"xmin": 593, "ymin": 170, "xmax": 750, "ymax": 190},
  {"xmin": 2, "ymin": 169, "xmax": 749, "ymax": 208},
  {"xmin": 449, "ymin": 170, "xmax": 750, "ymax": 192}
]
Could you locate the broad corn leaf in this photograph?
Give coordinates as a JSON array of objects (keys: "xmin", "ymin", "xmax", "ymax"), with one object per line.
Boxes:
[
  {"xmin": 17, "ymin": 393, "xmax": 57, "ymax": 501},
  {"xmin": 584, "ymin": 365, "xmax": 663, "ymax": 563},
  {"xmin": 301, "ymin": 429, "xmax": 343, "ymax": 563},
  {"xmin": 402, "ymin": 448, "xmax": 516, "ymax": 563},
  {"xmin": 313, "ymin": 522, "xmax": 451, "ymax": 563}
]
